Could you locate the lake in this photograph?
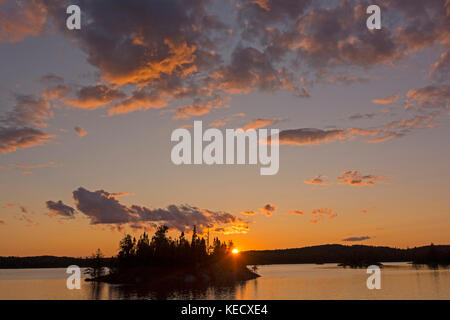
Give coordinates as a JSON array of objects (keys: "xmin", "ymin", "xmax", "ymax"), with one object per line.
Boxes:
[{"xmin": 0, "ymin": 262, "xmax": 449, "ymax": 299}]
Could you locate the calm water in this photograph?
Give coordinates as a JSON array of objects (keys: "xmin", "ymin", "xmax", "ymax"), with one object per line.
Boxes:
[{"xmin": 0, "ymin": 263, "xmax": 449, "ymax": 299}]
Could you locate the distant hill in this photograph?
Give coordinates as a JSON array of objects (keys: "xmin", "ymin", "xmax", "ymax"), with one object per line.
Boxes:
[
  {"xmin": 1, "ymin": 244, "xmax": 449, "ymax": 268},
  {"xmin": 241, "ymin": 244, "xmax": 450, "ymax": 266},
  {"xmin": 0, "ymin": 255, "xmax": 112, "ymax": 269}
]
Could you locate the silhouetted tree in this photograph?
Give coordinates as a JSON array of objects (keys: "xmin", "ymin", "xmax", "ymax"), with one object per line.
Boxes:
[{"xmin": 86, "ymin": 248, "xmax": 105, "ymax": 278}]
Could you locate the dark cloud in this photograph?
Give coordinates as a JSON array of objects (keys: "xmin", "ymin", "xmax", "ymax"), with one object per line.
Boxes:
[
  {"xmin": 43, "ymin": 0, "xmax": 226, "ymax": 86},
  {"xmin": 0, "ymin": 91, "xmax": 55, "ymax": 154},
  {"xmin": 342, "ymin": 236, "xmax": 371, "ymax": 242},
  {"xmin": 72, "ymin": 187, "xmax": 134, "ymax": 224},
  {"xmin": 72, "ymin": 187, "xmax": 248, "ymax": 234},
  {"xmin": 9, "ymin": 0, "xmax": 439, "ymax": 123},
  {"xmin": 0, "ymin": 127, "xmax": 53, "ymax": 154},
  {"xmin": 279, "ymin": 128, "xmax": 348, "ymax": 146},
  {"xmin": 74, "ymin": 126, "xmax": 87, "ymax": 137},
  {"xmin": 131, "ymin": 204, "xmax": 248, "ymax": 234},
  {"xmin": 260, "ymin": 203, "xmax": 276, "ymax": 216},
  {"xmin": 46, "ymin": 200, "xmax": 76, "ymax": 218}
]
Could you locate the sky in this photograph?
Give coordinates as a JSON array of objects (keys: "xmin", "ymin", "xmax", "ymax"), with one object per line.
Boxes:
[{"xmin": 0, "ymin": 0, "xmax": 449, "ymax": 257}]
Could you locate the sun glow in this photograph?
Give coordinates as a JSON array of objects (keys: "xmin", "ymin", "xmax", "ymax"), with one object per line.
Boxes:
[{"xmin": 232, "ymin": 248, "xmax": 239, "ymax": 254}]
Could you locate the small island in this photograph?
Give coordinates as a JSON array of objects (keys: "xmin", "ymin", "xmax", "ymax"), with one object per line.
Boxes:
[{"xmin": 84, "ymin": 225, "xmax": 259, "ymax": 287}]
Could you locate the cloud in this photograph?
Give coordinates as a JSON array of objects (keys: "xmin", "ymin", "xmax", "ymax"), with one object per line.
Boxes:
[
  {"xmin": 66, "ymin": 85, "xmax": 126, "ymax": 109},
  {"xmin": 241, "ymin": 210, "xmax": 258, "ymax": 215},
  {"xmin": 310, "ymin": 207, "xmax": 337, "ymax": 224},
  {"xmin": 46, "ymin": 200, "xmax": 76, "ymax": 219},
  {"xmin": 0, "ymin": 0, "xmax": 47, "ymax": 43},
  {"xmin": 0, "ymin": 127, "xmax": 53, "ymax": 154},
  {"xmin": 174, "ymin": 103, "xmax": 214, "ymax": 120},
  {"xmin": 4, "ymin": 94, "xmax": 53, "ymax": 128},
  {"xmin": 277, "ymin": 116, "xmax": 438, "ymax": 147},
  {"xmin": 173, "ymin": 96, "xmax": 227, "ymax": 119},
  {"xmin": 327, "ymin": 74, "xmax": 369, "ymax": 85},
  {"xmin": 360, "ymin": 206, "xmax": 376, "ymax": 214},
  {"xmin": 279, "ymin": 128, "xmax": 348, "ymax": 146},
  {"xmin": 405, "ymin": 85, "xmax": 450, "ymax": 109},
  {"xmin": 372, "ymin": 94, "xmax": 399, "ymax": 105},
  {"xmin": 72, "ymin": 187, "xmax": 248, "ymax": 234},
  {"xmin": 42, "ymin": 0, "xmax": 224, "ymax": 88},
  {"xmin": 42, "ymin": 85, "xmax": 71, "ymax": 100},
  {"xmin": 74, "ymin": 126, "xmax": 87, "ymax": 137},
  {"xmin": 260, "ymin": 203, "xmax": 276, "ymax": 216},
  {"xmin": 337, "ymin": 170, "xmax": 387, "ymax": 187},
  {"xmin": 348, "ymin": 113, "xmax": 377, "ymax": 120},
  {"xmin": 342, "ymin": 236, "xmax": 371, "ymax": 242},
  {"xmin": 108, "ymin": 90, "xmax": 168, "ymax": 115},
  {"xmin": 131, "ymin": 204, "xmax": 249, "ymax": 234},
  {"xmin": 285, "ymin": 210, "xmax": 304, "ymax": 215},
  {"xmin": 241, "ymin": 203, "xmax": 277, "ymax": 217},
  {"xmin": 304, "ymin": 175, "xmax": 331, "ymax": 186},
  {"xmin": 8, "ymin": 0, "xmax": 442, "ymax": 132},
  {"xmin": 242, "ymin": 118, "xmax": 284, "ymax": 130},
  {"xmin": 429, "ymin": 51, "xmax": 450, "ymax": 81}
]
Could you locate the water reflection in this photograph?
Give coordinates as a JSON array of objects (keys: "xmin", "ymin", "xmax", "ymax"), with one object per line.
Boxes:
[
  {"xmin": 104, "ymin": 281, "xmax": 242, "ymax": 300},
  {"xmin": 1, "ymin": 263, "xmax": 449, "ymax": 300}
]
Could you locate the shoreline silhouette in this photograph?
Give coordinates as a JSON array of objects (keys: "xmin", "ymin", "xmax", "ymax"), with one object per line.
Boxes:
[{"xmin": 1, "ymin": 240, "xmax": 449, "ymax": 271}]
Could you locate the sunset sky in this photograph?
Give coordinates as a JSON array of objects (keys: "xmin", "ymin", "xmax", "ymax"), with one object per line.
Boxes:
[{"xmin": 0, "ymin": 0, "xmax": 449, "ymax": 257}]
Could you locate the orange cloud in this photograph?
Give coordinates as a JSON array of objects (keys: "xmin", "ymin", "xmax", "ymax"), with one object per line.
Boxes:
[
  {"xmin": 242, "ymin": 118, "xmax": 284, "ymax": 131},
  {"xmin": 310, "ymin": 207, "xmax": 337, "ymax": 223},
  {"xmin": 285, "ymin": 210, "xmax": 304, "ymax": 215},
  {"xmin": 337, "ymin": 170, "xmax": 387, "ymax": 187},
  {"xmin": 109, "ymin": 90, "xmax": 168, "ymax": 115},
  {"xmin": 0, "ymin": 0, "xmax": 47, "ymax": 43},
  {"xmin": 372, "ymin": 94, "xmax": 399, "ymax": 104},
  {"xmin": 102, "ymin": 39, "xmax": 197, "ymax": 85},
  {"xmin": 66, "ymin": 85, "xmax": 126, "ymax": 109},
  {"xmin": 74, "ymin": 126, "xmax": 87, "ymax": 137},
  {"xmin": 304, "ymin": 175, "xmax": 331, "ymax": 186},
  {"xmin": 241, "ymin": 210, "xmax": 258, "ymax": 215}
]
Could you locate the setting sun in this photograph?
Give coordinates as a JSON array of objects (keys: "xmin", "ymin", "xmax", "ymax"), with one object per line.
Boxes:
[{"xmin": 232, "ymin": 249, "xmax": 239, "ymax": 254}]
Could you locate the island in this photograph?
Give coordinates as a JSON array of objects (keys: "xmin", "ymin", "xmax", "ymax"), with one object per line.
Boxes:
[{"xmin": 84, "ymin": 225, "xmax": 259, "ymax": 287}]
